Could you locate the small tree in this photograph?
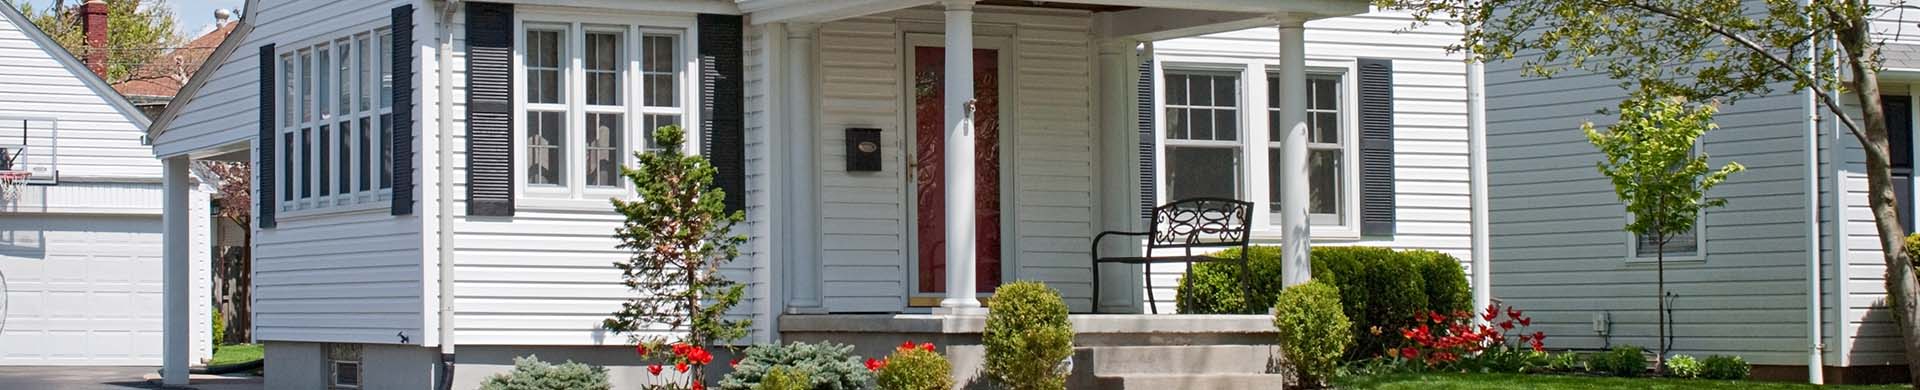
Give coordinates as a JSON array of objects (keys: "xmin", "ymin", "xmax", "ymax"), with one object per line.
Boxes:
[
  {"xmin": 1585, "ymin": 92, "xmax": 1743, "ymax": 369},
  {"xmin": 604, "ymin": 125, "xmax": 749, "ymax": 389}
]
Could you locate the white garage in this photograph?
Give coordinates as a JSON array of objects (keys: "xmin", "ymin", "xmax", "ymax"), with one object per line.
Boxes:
[{"xmin": 0, "ymin": 3, "xmax": 213, "ymax": 367}]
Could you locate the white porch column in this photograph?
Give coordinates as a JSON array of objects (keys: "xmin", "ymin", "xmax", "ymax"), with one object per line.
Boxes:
[
  {"xmin": 1276, "ymin": 18, "xmax": 1313, "ymax": 287},
  {"xmin": 1096, "ymin": 39, "xmax": 1142, "ymax": 313},
  {"xmin": 161, "ymin": 155, "xmax": 190, "ymax": 386},
  {"xmin": 785, "ymin": 22, "xmax": 826, "ymax": 313},
  {"xmin": 939, "ymin": 0, "xmax": 983, "ymax": 313}
]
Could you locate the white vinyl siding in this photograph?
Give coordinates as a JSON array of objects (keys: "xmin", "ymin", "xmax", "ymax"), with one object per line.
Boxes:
[
  {"xmin": 442, "ymin": 6, "xmax": 761, "ymax": 345},
  {"xmin": 1146, "ymin": 11, "xmax": 1474, "ymax": 313}
]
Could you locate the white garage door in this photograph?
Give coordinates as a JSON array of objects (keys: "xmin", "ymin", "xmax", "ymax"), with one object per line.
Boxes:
[{"xmin": 0, "ymin": 214, "xmax": 163, "ymax": 366}]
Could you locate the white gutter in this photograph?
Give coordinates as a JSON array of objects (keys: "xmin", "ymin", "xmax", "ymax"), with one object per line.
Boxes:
[
  {"xmin": 1802, "ymin": 1, "xmax": 1825, "ymax": 382},
  {"xmin": 1467, "ymin": 46, "xmax": 1492, "ymax": 324},
  {"xmin": 435, "ymin": 1, "xmax": 461, "ymax": 389}
]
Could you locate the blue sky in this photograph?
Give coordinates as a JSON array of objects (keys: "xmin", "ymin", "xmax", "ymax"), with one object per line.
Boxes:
[{"xmin": 18, "ymin": 0, "xmax": 246, "ymax": 37}]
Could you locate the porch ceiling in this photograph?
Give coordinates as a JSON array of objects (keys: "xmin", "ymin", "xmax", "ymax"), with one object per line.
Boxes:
[{"xmin": 737, "ymin": 0, "xmax": 1370, "ymax": 27}]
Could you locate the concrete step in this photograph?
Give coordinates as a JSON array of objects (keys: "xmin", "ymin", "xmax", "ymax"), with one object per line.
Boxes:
[
  {"xmin": 1092, "ymin": 373, "xmax": 1287, "ymax": 390},
  {"xmin": 1084, "ymin": 345, "xmax": 1278, "ymax": 375}
]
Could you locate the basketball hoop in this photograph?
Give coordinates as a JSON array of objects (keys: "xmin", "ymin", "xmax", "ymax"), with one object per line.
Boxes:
[{"xmin": 0, "ymin": 171, "xmax": 28, "ymax": 201}]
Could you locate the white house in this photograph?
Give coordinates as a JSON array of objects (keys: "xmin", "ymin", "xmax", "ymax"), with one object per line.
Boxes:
[
  {"xmin": 1484, "ymin": 3, "xmax": 1914, "ymax": 383},
  {"xmin": 144, "ymin": 0, "xmax": 1492, "ymax": 388},
  {"xmin": 0, "ymin": 3, "xmax": 214, "ymax": 367}
]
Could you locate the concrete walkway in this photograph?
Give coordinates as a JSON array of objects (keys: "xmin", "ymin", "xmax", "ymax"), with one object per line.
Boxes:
[{"xmin": 0, "ymin": 366, "xmax": 262, "ymax": 390}]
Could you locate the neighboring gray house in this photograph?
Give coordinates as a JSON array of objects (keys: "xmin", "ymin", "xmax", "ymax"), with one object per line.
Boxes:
[{"xmin": 1485, "ymin": 8, "xmax": 1917, "ymax": 384}]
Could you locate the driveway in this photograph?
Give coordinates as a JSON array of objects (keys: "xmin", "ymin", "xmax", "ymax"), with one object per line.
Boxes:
[{"xmin": 0, "ymin": 366, "xmax": 262, "ymax": 390}]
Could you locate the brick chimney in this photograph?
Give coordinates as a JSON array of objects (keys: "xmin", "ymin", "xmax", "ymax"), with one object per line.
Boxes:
[{"xmin": 80, "ymin": 0, "xmax": 108, "ymax": 78}]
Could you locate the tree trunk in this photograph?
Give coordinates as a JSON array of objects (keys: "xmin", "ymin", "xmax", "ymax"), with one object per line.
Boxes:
[
  {"xmin": 1657, "ymin": 235, "xmax": 1667, "ymax": 374},
  {"xmin": 1839, "ymin": 23, "xmax": 1920, "ymax": 388}
]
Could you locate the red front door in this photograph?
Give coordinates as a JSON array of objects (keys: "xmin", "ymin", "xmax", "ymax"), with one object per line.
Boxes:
[{"xmin": 914, "ymin": 46, "xmax": 1002, "ymax": 294}]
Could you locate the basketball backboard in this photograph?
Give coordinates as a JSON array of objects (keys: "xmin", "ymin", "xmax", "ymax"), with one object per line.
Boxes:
[{"xmin": 0, "ymin": 117, "xmax": 59, "ymax": 185}]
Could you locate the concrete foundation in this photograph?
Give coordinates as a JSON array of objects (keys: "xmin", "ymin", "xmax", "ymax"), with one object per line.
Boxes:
[{"xmin": 780, "ymin": 314, "xmax": 1284, "ymax": 389}]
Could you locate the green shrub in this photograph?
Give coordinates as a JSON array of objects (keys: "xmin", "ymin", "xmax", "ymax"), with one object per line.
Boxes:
[
  {"xmin": 1405, "ymin": 249, "xmax": 1472, "ymax": 316},
  {"xmin": 720, "ymin": 341, "xmax": 871, "ymax": 390},
  {"xmin": 1177, "ymin": 246, "xmax": 1468, "ymax": 359},
  {"xmin": 1546, "ymin": 352, "xmax": 1583, "ymax": 372},
  {"xmin": 755, "ymin": 366, "xmax": 812, "ymax": 390},
  {"xmin": 1272, "ymin": 281, "xmax": 1351, "ymax": 385},
  {"xmin": 984, "ymin": 281, "xmax": 1075, "ymax": 390},
  {"xmin": 1588, "ymin": 346, "xmax": 1647, "ymax": 377},
  {"xmin": 478, "ymin": 356, "xmax": 612, "ymax": 390},
  {"xmin": 875, "ymin": 346, "xmax": 953, "ymax": 390},
  {"xmin": 212, "ymin": 307, "xmax": 225, "ymax": 347},
  {"xmin": 1665, "ymin": 354, "xmax": 1702, "ymax": 379},
  {"xmin": 1700, "ymin": 355, "xmax": 1750, "ymax": 380}
]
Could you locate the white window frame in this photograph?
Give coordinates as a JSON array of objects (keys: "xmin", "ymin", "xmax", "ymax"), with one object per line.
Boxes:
[
  {"xmin": 513, "ymin": 9, "xmax": 698, "ymax": 207},
  {"xmin": 1158, "ymin": 66, "xmax": 1246, "ymax": 202},
  {"xmin": 277, "ymin": 22, "xmax": 395, "ymax": 218},
  {"xmin": 1626, "ymin": 211, "xmax": 1707, "ymax": 263},
  {"xmin": 1153, "ymin": 58, "xmax": 1362, "ymax": 240},
  {"xmin": 1267, "ymin": 69, "xmax": 1360, "ymax": 237}
]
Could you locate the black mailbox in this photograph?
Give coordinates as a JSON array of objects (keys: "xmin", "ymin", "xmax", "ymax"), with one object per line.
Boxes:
[{"xmin": 846, "ymin": 128, "xmax": 882, "ymax": 172}]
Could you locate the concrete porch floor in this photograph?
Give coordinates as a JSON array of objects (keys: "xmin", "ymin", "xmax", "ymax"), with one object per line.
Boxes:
[{"xmin": 781, "ymin": 314, "xmax": 1285, "ymax": 389}]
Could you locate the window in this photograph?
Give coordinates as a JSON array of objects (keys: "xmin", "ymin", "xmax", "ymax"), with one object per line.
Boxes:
[
  {"xmin": 1634, "ymin": 226, "xmax": 1699, "ymax": 259},
  {"xmin": 278, "ymin": 26, "xmax": 394, "ymax": 213},
  {"xmin": 519, "ymin": 19, "xmax": 687, "ymax": 197},
  {"xmin": 1163, "ymin": 71, "xmax": 1240, "ymax": 201},
  {"xmin": 1268, "ymin": 75, "xmax": 1348, "ymax": 225}
]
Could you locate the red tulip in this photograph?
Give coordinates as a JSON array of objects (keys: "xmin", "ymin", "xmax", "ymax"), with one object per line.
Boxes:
[
  {"xmin": 1499, "ymin": 320, "xmax": 1514, "ymax": 330},
  {"xmin": 635, "ymin": 344, "xmax": 650, "ymax": 358},
  {"xmin": 648, "ymin": 364, "xmax": 663, "ymax": 376},
  {"xmin": 1507, "ymin": 306, "xmax": 1522, "ymax": 319},
  {"xmin": 901, "ymin": 341, "xmax": 916, "ymax": 350},
  {"xmin": 1482, "ymin": 304, "xmax": 1499, "ymax": 322},
  {"xmin": 920, "ymin": 342, "xmax": 935, "ymax": 352},
  {"xmin": 1519, "ymin": 316, "xmax": 1532, "ymax": 327},
  {"xmin": 1529, "ymin": 338, "xmax": 1545, "ymax": 352},
  {"xmin": 1532, "ymin": 331, "xmax": 1545, "ymax": 342},
  {"xmin": 672, "ymin": 343, "xmax": 691, "ymax": 356},
  {"xmin": 676, "ymin": 362, "xmax": 689, "ymax": 373},
  {"xmin": 1429, "ymin": 311, "xmax": 1446, "ymax": 324},
  {"xmin": 1399, "ymin": 347, "xmax": 1418, "ymax": 359},
  {"xmin": 865, "ymin": 358, "xmax": 886, "ymax": 372},
  {"xmin": 693, "ymin": 382, "xmax": 705, "ymax": 390},
  {"xmin": 730, "ymin": 359, "xmax": 740, "ymax": 368}
]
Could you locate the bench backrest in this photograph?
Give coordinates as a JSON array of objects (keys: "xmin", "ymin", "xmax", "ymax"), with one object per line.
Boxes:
[{"xmin": 1147, "ymin": 198, "xmax": 1253, "ymax": 250}]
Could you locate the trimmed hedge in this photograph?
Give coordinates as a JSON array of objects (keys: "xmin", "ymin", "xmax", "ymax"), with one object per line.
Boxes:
[
  {"xmin": 984, "ymin": 281, "xmax": 1074, "ymax": 390},
  {"xmin": 1272, "ymin": 281, "xmax": 1351, "ymax": 385},
  {"xmin": 1175, "ymin": 245, "xmax": 1470, "ymax": 358}
]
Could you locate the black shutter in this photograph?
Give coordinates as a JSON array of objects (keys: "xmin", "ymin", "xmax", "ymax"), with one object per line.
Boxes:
[
  {"xmin": 257, "ymin": 44, "xmax": 277, "ymax": 229},
  {"xmin": 698, "ymin": 14, "xmax": 745, "ymax": 213},
  {"xmin": 1137, "ymin": 48, "xmax": 1156, "ymax": 224},
  {"xmin": 1357, "ymin": 58, "xmax": 1396, "ymax": 236},
  {"xmin": 390, "ymin": 5, "xmax": 416, "ymax": 215},
  {"xmin": 466, "ymin": 2, "xmax": 514, "ymax": 217}
]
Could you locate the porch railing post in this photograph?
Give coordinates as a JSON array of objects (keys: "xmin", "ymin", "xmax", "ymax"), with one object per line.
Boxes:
[
  {"xmin": 938, "ymin": 0, "xmax": 984, "ymax": 314},
  {"xmin": 1276, "ymin": 17, "xmax": 1313, "ymax": 287}
]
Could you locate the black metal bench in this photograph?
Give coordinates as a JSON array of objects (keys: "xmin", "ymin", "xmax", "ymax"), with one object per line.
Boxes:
[{"xmin": 1090, "ymin": 198, "xmax": 1253, "ymax": 314}]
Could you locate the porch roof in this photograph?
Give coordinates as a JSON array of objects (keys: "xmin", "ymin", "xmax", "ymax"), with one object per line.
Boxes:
[{"xmin": 737, "ymin": 0, "xmax": 1370, "ymax": 40}]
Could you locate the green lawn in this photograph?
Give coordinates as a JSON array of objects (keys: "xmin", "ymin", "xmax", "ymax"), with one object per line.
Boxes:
[
  {"xmin": 1335, "ymin": 373, "xmax": 1909, "ymax": 390},
  {"xmin": 209, "ymin": 343, "xmax": 263, "ymax": 367}
]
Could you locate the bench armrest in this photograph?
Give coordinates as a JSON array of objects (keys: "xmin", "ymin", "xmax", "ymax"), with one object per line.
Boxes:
[{"xmin": 1092, "ymin": 230, "xmax": 1151, "ymax": 244}]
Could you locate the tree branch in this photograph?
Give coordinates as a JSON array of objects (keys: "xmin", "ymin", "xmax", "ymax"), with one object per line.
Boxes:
[{"xmin": 1625, "ymin": 1, "xmax": 1867, "ymax": 140}]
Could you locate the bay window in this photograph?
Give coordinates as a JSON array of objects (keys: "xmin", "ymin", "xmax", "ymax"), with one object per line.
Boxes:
[{"xmin": 278, "ymin": 25, "xmax": 394, "ymax": 214}]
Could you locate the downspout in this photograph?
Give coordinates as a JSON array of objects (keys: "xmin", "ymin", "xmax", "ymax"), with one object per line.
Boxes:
[
  {"xmin": 1802, "ymin": 0, "xmax": 1826, "ymax": 382},
  {"xmin": 435, "ymin": 1, "xmax": 461, "ymax": 389},
  {"xmin": 1467, "ymin": 45, "xmax": 1493, "ymax": 324}
]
